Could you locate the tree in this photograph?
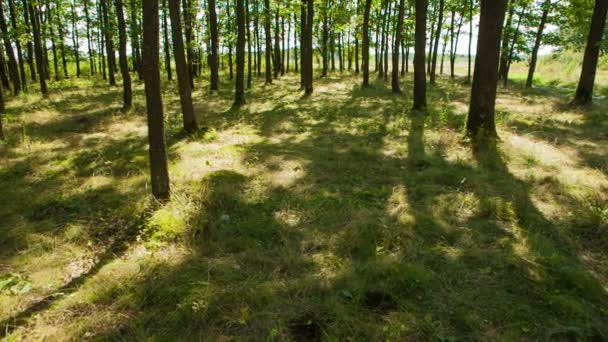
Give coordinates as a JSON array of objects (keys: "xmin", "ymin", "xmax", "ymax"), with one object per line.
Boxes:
[
  {"xmin": 572, "ymin": 0, "xmax": 608, "ymax": 106},
  {"xmin": 234, "ymin": 0, "xmax": 246, "ymax": 106},
  {"xmin": 71, "ymin": 0, "xmax": 81, "ymax": 77},
  {"xmin": 304, "ymin": 0, "xmax": 313, "ymax": 94},
  {"xmin": 263, "ymin": 0, "xmax": 272, "ymax": 84},
  {"xmin": 0, "ymin": 82, "xmax": 4, "ymax": 140},
  {"xmin": 361, "ymin": 0, "xmax": 371, "ymax": 87},
  {"xmin": 526, "ymin": 0, "xmax": 551, "ymax": 88},
  {"xmin": 0, "ymin": 0, "xmax": 21, "ymax": 95},
  {"xmin": 26, "ymin": 0, "xmax": 47, "ymax": 95},
  {"xmin": 430, "ymin": 0, "xmax": 445, "ymax": 84},
  {"xmin": 168, "ymin": 0, "xmax": 198, "ymax": 133},
  {"xmin": 466, "ymin": 0, "xmax": 508, "ymax": 138},
  {"xmin": 413, "ymin": 0, "xmax": 427, "ymax": 110},
  {"xmin": 208, "ymin": 0, "xmax": 219, "ymax": 90},
  {"xmin": 115, "ymin": 0, "xmax": 132, "ymax": 110},
  {"xmin": 8, "ymin": 0, "xmax": 27, "ymax": 89},
  {"xmin": 392, "ymin": 0, "xmax": 405, "ymax": 93},
  {"xmin": 100, "ymin": 0, "xmax": 116, "ymax": 86},
  {"xmin": 142, "ymin": 0, "xmax": 170, "ymax": 200}
]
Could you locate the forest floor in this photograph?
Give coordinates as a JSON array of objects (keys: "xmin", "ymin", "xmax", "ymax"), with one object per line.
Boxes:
[{"xmin": 1, "ymin": 69, "xmax": 608, "ymax": 340}]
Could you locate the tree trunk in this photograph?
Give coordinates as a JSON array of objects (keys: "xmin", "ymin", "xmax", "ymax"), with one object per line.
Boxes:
[
  {"xmin": 503, "ymin": 5, "xmax": 527, "ymax": 87},
  {"xmin": 115, "ymin": 0, "xmax": 132, "ymax": 110},
  {"xmin": 466, "ymin": 0, "xmax": 508, "ymax": 138},
  {"xmin": 526, "ymin": 0, "xmax": 550, "ymax": 88},
  {"xmin": 321, "ymin": 1, "xmax": 329, "ymax": 77},
  {"xmin": 263, "ymin": 0, "xmax": 272, "ymax": 84},
  {"xmin": 26, "ymin": 0, "xmax": 47, "ymax": 95},
  {"xmin": 0, "ymin": 0, "xmax": 21, "ymax": 95},
  {"xmin": 100, "ymin": 0, "xmax": 116, "ymax": 85},
  {"xmin": 361, "ymin": 0, "xmax": 371, "ymax": 87},
  {"xmin": 208, "ymin": 0, "xmax": 219, "ymax": 90},
  {"xmin": 168, "ymin": 0, "xmax": 198, "ymax": 133},
  {"xmin": 498, "ymin": 0, "xmax": 514, "ymax": 81},
  {"xmin": 8, "ymin": 0, "xmax": 26, "ymax": 90},
  {"xmin": 467, "ymin": 0, "xmax": 473, "ymax": 83},
  {"xmin": 142, "ymin": 0, "xmax": 170, "ymax": 201},
  {"xmin": 162, "ymin": 0, "xmax": 172, "ymax": 81},
  {"xmin": 413, "ymin": 0, "xmax": 427, "ymax": 110},
  {"xmin": 71, "ymin": 0, "xmax": 80, "ymax": 77},
  {"xmin": 392, "ymin": 0, "xmax": 405, "ymax": 93},
  {"xmin": 234, "ymin": 0, "xmax": 246, "ymax": 106},
  {"xmin": 246, "ymin": 0, "xmax": 252, "ymax": 87},
  {"xmin": 573, "ymin": 0, "xmax": 608, "ymax": 105},
  {"xmin": 274, "ymin": 8, "xmax": 281, "ymax": 78},
  {"xmin": 182, "ymin": 0, "xmax": 195, "ymax": 87},
  {"xmin": 22, "ymin": 0, "xmax": 36, "ymax": 81},
  {"xmin": 303, "ymin": 0, "xmax": 314, "ymax": 95},
  {"xmin": 430, "ymin": 0, "xmax": 444, "ymax": 84}
]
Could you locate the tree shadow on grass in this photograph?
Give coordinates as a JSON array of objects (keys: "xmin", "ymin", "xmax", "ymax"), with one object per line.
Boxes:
[{"xmin": 3, "ymin": 75, "xmax": 608, "ymax": 340}]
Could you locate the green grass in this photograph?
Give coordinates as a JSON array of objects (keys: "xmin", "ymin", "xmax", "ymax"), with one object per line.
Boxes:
[{"xmin": 0, "ymin": 67, "xmax": 607, "ymax": 341}]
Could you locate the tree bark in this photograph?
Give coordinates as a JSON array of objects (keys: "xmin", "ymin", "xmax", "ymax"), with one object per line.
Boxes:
[
  {"xmin": 361, "ymin": 0, "xmax": 371, "ymax": 87},
  {"xmin": 208, "ymin": 0, "xmax": 219, "ymax": 90},
  {"xmin": 100, "ymin": 0, "xmax": 116, "ymax": 85},
  {"xmin": 413, "ymin": 0, "xmax": 427, "ymax": 110},
  {"xmin": 162, "ymin": 0, "xmax": 172, "ymax": 81},
  {"xmin": 115, "ymin": 0, "xmax": 132, "ymax": 110},
  {"xmin": 168, "ymin": 0, "xmax": 198, "ymax": 133},
  {"xmin": 142, "ymin": 0, "xmax": 170, "ymax": 200},
  {"xmin": 71, "ymin": 0, "xmax": 81, "ymax": 77},
  {"xmin": 26, "ymin": 0, "xmax": 47, "ymax": 95},
  {"xmin": 392, "ymin": 0, "xmax": 405, "ymax": 93},
  {"xmin": 263, "ymin": 0, "xmax": 272, "ymax": 84},
  {"xmin": 573, "ymin": 0, "xmax": 608, "ymax": 105},
  {"xmin": 0, "ymin": 0, "xmax": 21, "ymax": 95},
  {"xmin": 8, "ymin": 0, "xmax": 26, "ymax": 89},
  {"xmin": 526, "ymin": 0, "xmax": 550, "ymax": 88},
  {"xmin": 234, "ymin": 0, "xmax": 246, "ymax": 106},
  {"xmin": 430, "ymin": 0, "xmax": 444, "ymax": 84},
  {"xmin": 466, "ymin": 0, "xmax": 508, "ymax": 138}
]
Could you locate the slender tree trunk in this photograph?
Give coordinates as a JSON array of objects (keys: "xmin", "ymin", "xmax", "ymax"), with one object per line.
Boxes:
[
  {"xmin": 162, "ymin": 0, "xmax": 172, "ymax": 81},
  {"xmin": 246, "ymin": 0, "xmax": 252, "ymax": 87},
  {"xmin": 361, "ymin": 0, "xmax": 371, "ymax": 87},
  {"xmin": 22, "ymin": 0, "xmax": 36, "ymax": 81},
  {"xmin": 142, "ymin": 0, "xmax": 170, "ymax": 201},
  {"xmin": 182, "ymin": 0, "xmax": 195, "ymax": 87},
  {"xmin": 227, "ymin": 0, "xmax": 234, "ymax": 80},
  {"xmin": 168, "ymin": 0, "xmax": 198, "ymax": 132},
  {"xmin": 71, "ymin": 0, "xmax": 81, "ymax": 77},
  {"xmin": 235, "ymin": 0, "xmax": 246, "ymax": 106},
  {"xmin": 56, "ymin": 2, "xmax": 68, "ymax": 79},
  {"xmin": 392, "ymin": 0, "xmax": 405, "ymax": 93},
  {"xmin": 303, "ymin": 0, "xmax": 313, "ymax": 95},
  {"xmin": 413, "ymin": 0, "xmax": 427, "ymax": 110},
  {"xmin": 526, "ymin": 0, "xmax": 550, "ymax": 88},
  {"xmin": 354, "ymin": 0, "xmax": 360, "ymax": 74},
  {"xmin": 115, "ymin": 0, "xmax": 131, "ymax": 110},
  {"xmin": 100, "ymin": 0, "xmax": 116, "ymax": 85},
  {"xmin": 286, "ymin": 15, "xmax": 290, "ymax": 73},
  {"xmin": 467, "ymin": 0, "xmax": 473, "ymax": 83},
  {"xmin": 321, "ymin": 1, "xmax": 329, "ymax": 77},
  {"xmin": 0, "ymin": 0, "xmax": 21, "ymax": 95},
  {"xmin": 0, "ymin": 82, "xmax": 4, "ymax": 139},
  {"xmin": 274, "ymin": 8, "xmax": 281, "ymax": 78},
  {"xmin": 208, "ymin": 0, "xmax": 219, "ymax": 90},
  {"xmin": 27, "ymin": 0, "xmax": 47, "ymax": 95},
  {"xmin": 498, "ymin": 0, "xmax": 514, "ymax": 81},
  {"xmin": 430, "ymin": 0, "xmax": 444, "ymax": 84},
  {"xmin": 8, "ymin": 0, "xmax": 26, "ymax": 90},
  {"xmin": 263, "ymin": 0, "xmax": 272, "ymax": 84},
  {"xmin": 573, "ymin": 0, "xmax": 608, "ymax": 105},
  {"xmin": 467, "ymin": 0, "xmax": 509, "ymax": 138},
  {"xmin": 503, "ymin": 5, "xmax": 527, "ymax": 87}
]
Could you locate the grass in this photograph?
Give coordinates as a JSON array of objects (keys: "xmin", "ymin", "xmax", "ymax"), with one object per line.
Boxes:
[{"xmin": 0, "ymin": 63, "xmax": 607, "ymax": 340}]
